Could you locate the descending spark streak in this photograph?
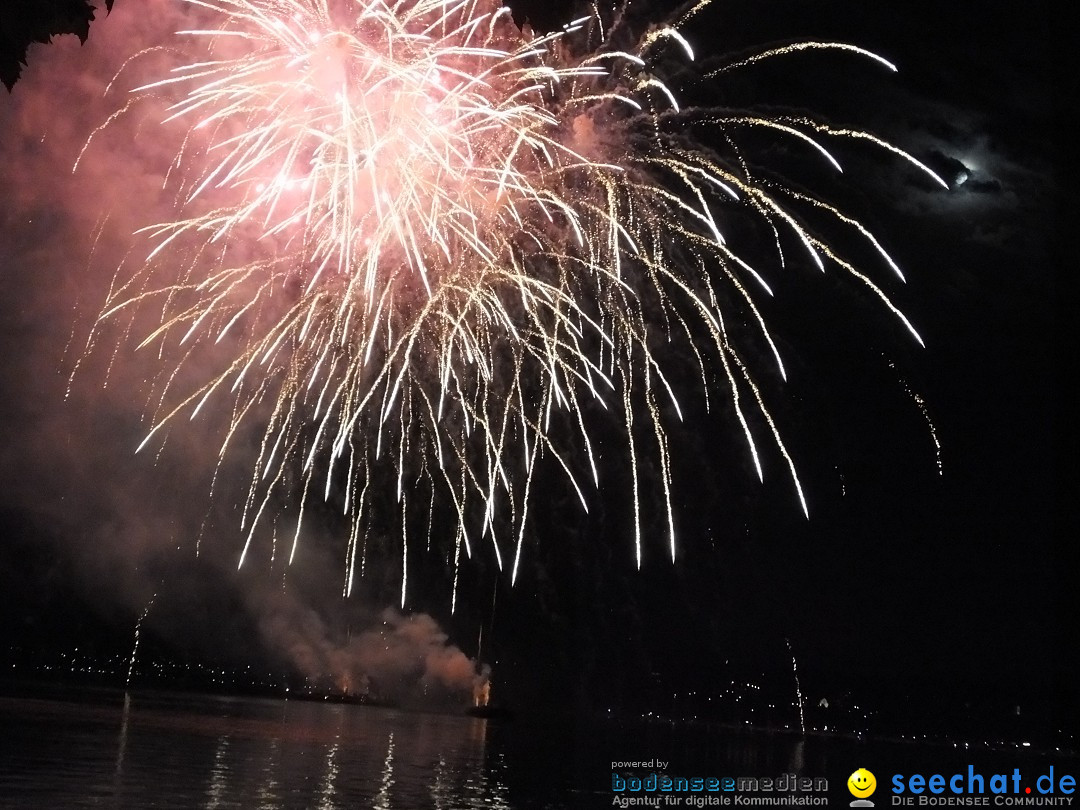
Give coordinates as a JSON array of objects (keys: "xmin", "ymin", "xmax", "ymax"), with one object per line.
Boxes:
[
  {"xmin": 126, "ymin": 593, "xmax": 156, "ymax": 688},
  {"xmin": 90, "ymin": 0, "xmax": 939, "ymax": 601},
  {"xmin": 889, "ymin": 360, "xmax": 943, "ymax": 476},
  {"xmin": 786, "ymin": 637, "xmax": 806, "ymax": 736}
]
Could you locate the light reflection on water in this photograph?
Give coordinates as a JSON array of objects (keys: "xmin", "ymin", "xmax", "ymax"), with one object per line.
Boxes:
[
  {"xmin": 0, "ymin": 691, "xmax": 517, "ymax": 809},
  {"xmin": 1, "ymin": 690, "xmax": 1072, "ymax": 808}
]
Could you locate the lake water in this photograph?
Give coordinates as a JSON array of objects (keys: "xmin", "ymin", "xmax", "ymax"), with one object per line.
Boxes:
[{"xmin": 0, "ymin": 689, "xmax": 1074, "ymax": 809}]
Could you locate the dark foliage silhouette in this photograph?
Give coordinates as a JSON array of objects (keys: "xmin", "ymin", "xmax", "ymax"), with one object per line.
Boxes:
[{"xmin": 1, "ymin": 0, "xmax": 114, "ymax": 90}]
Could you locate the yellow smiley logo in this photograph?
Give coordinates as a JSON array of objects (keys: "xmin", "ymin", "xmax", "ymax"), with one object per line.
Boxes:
[{"xmin": 848, "ymin": 769, "xmax": 877, "ymax": 798}]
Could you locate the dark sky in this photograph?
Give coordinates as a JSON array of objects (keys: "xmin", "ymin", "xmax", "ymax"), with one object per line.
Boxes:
[{"xmin": 0, "ymin": 0, "xmax": 1068, "ymax": 729}]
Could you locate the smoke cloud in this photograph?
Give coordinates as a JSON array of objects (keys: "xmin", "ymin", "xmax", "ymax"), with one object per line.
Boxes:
[{"xmin": 255, "ymin": 589, "xmax": 490, "ymax": 704}]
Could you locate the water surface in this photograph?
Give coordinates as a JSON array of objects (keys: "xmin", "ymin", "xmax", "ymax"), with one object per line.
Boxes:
[{"xmin": 0, "ymin": 689, "xmax": 1073, "ymax": 809}]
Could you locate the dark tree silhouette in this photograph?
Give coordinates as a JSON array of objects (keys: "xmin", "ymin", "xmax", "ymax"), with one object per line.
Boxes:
[{"xmin": 1, "ymin": 0, "xmax": 114, "ymax": 90}]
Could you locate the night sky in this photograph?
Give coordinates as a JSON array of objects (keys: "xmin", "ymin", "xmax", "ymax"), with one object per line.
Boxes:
[{"xmin": 0, "ymin": 0, "xmax": 1069, "ymax": 735}]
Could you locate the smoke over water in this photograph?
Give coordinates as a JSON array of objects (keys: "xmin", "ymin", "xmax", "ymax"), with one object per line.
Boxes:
[
  {"xmin": 256, "ymin": 593, "xmax": 490, "ymax": 705},
  {"xmin": 0, "ymin": 1, "xmax": 487, "ymax": 700}
]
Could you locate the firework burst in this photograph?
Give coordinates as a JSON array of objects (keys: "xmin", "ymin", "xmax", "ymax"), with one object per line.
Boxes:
[{"xmin": 85, "ymin": 0, "xmax": 946, "ymax": 607}]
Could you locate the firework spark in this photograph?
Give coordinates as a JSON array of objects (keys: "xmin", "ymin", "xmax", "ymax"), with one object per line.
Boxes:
[
  {"xmin": 84, "ymin": 0, "xmax": 945, "ymax": 605},
  {"xmin": 126, "ymin": 592, "xmax": 156, "ymax": 687}
]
